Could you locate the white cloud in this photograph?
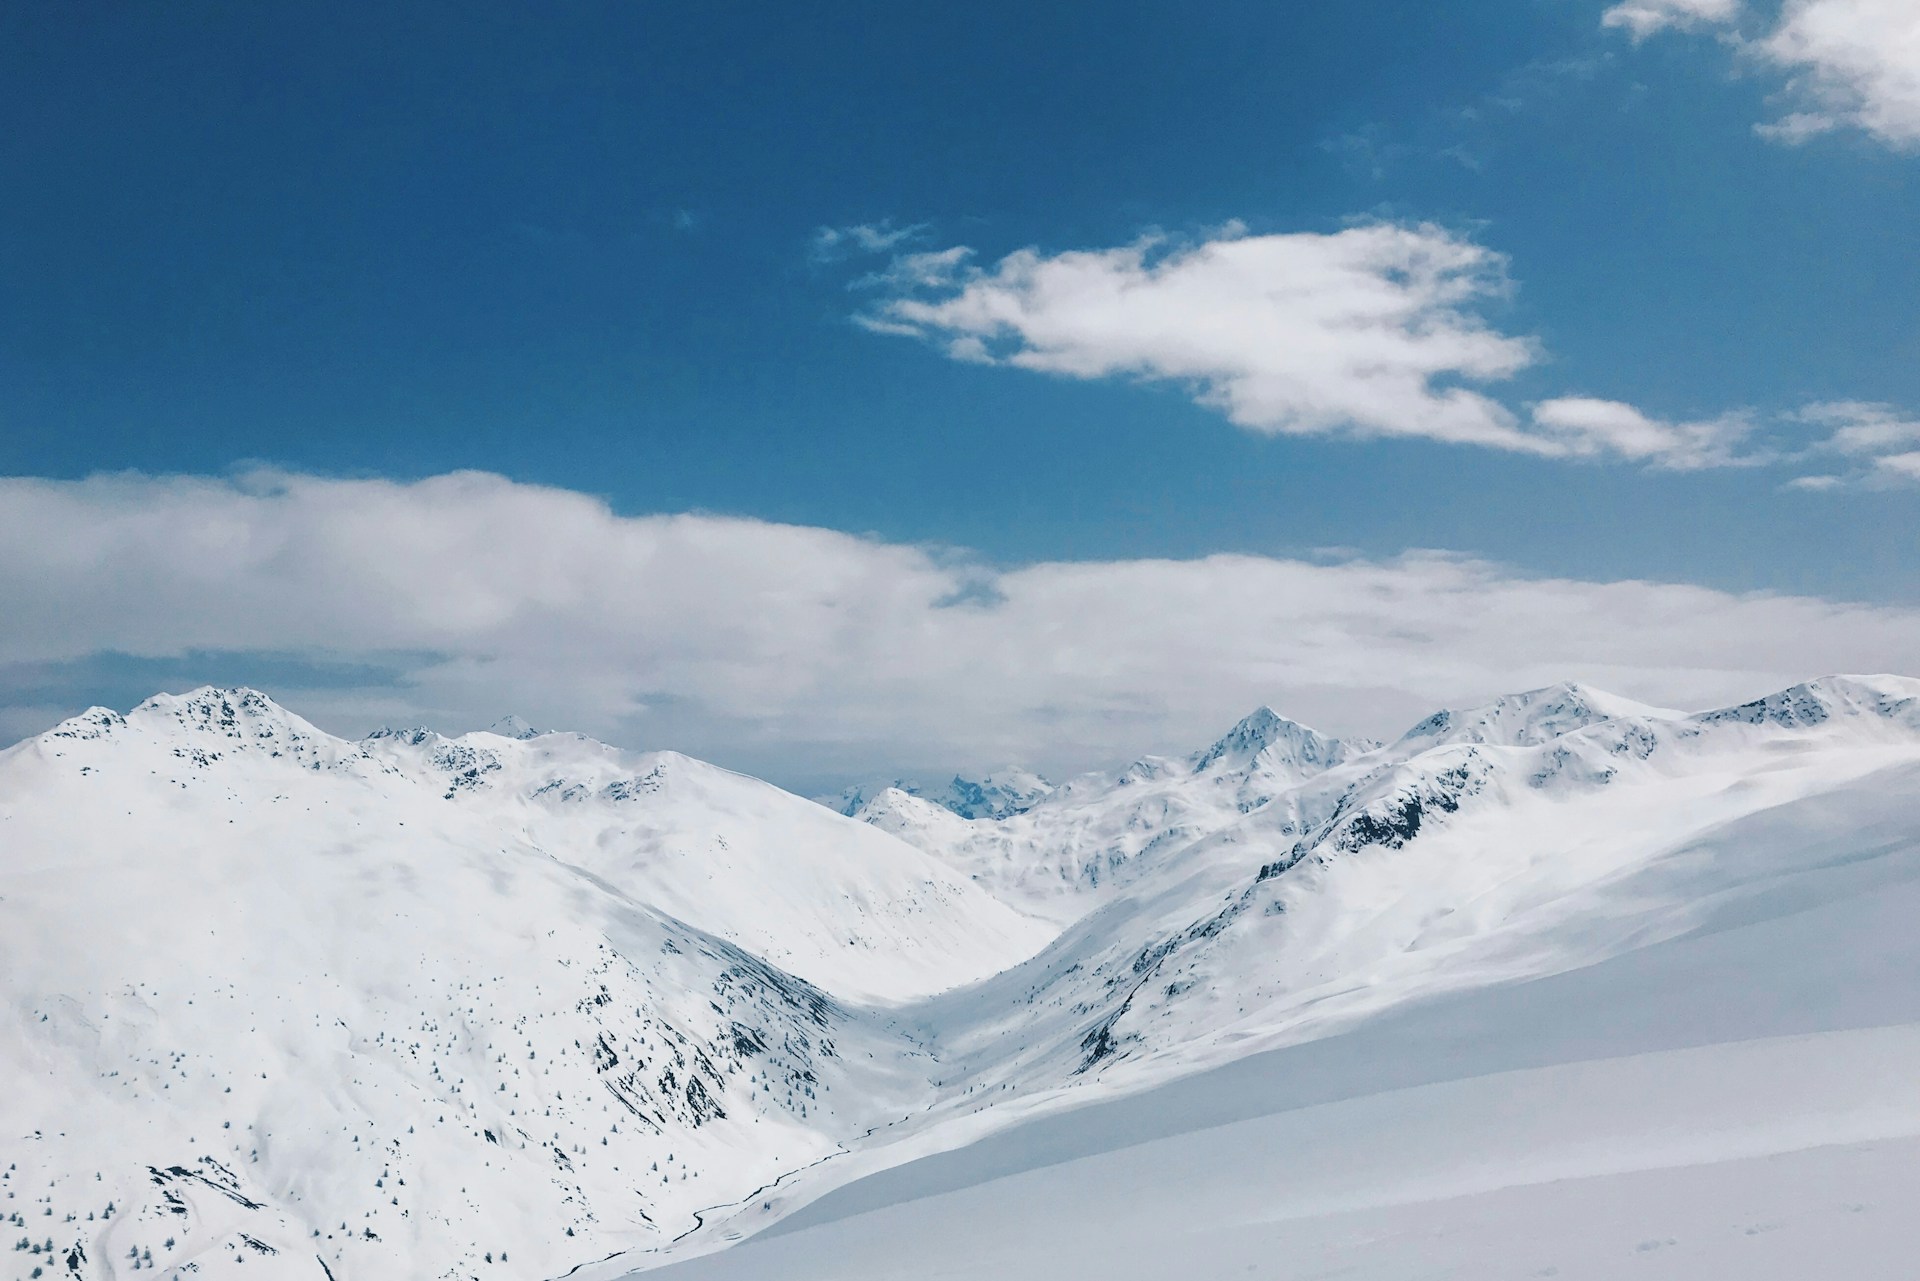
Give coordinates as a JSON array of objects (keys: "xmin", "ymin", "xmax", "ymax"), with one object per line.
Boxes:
[
  {"xmin": 1789, "ymin": 401, "xmax": 1920, "ymax": 486},
  {"xmin": 1602, "ymin": 0, "xmax": 1744, "ymax": 40},
  {"xmin": 811, "ymin": 220, "xmax": 930, "ymax": 261},
  {"xmin": 1800, "ymin": 399, "xmax": 1920, "ymax": 454},
  {"xmin": 1530, "ymin": 396, "xmax": 1758, "ymax": 468},
  {"xmin": 4, "ymin": 470, "xmax": 1919, "ymax": 785},
  {"xmin": 1783, "ymin": 472, "xmax": 1848, "ymax": 490},
  {"xmin": 852, "ymin": 245, "xmax": 976, "ymax": 293},
  {"xmin": 846, "ymin": 224, "xmax": 1801, "ymax": 469},
  {"xmin": 860, "ymin": 222, "xmax": 1548, "ymax": 453},
  {"xmin": 1605, "ymin": 0, "xmax": 1920, "ymax": 149},
  {"xmin": 1757, "ymin": 0, "xmax": 1920, "ymax": 148}
]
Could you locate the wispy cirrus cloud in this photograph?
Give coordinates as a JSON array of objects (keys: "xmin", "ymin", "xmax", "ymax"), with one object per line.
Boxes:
[
  {"xmin": 1787, "ymin": 401, "xmax": 1920, "ymax": 487},
  {"xmin": 1319, "ymin": 55, "xmax": 1612, "ymax": 180},
  {"xmin": 1528, "ymin": 397, "xmax": 1759, "ymax": 470},
  {"xmin": 811, "ymin": 220, "xmax": 931, "ymax": 261},
  {"xmin": 1603, "ymin": 0, "xmax": 1744, "ymax": 40}
]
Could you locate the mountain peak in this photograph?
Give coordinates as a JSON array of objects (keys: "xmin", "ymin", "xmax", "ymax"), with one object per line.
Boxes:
[
  {"xmin": 363, "ymin": 724, "xmax": 443, "ymax": 746},
  {"xmin": 1190, "ymin": 705, "xmax": 1348, "ymax": 775},
  {"xmin": 1698, "ymin": 674, "xmax": 1920, "ymax": 731},
  {"xmin": 131, "ymin": 686, "xmax": 318, "ymax": 737},
  {"xmin": 488, "ymin": 714, "xmax": 542, "ymax": 740},
  {"xmin": 136, "ymin": 683, "xmax": 277, "ymax": 714},
  {"xmin": 1399, "ymin": 681, "xmax": 1665, "ymax": 749}
]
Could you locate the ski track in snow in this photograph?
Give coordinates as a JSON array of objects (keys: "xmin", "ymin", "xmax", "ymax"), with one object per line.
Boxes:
[{"xmin": 4, "ymin": 676, "xmax": 1920, "ymax": 1279}]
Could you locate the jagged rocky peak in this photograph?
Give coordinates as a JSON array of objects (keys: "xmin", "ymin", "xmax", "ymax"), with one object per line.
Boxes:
[
  {"xmin": 487, "ymin": 713, "xmax": 543, "ymax": 740},
  {"xmin": 1190, "ymin": 705, "xmax": 1355, "ymax": 775}
]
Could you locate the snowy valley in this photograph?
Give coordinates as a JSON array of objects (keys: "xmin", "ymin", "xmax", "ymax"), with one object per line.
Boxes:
[{"xmin": 6, "ymin": 677, "xmax": 1920, "ymax": 1280}]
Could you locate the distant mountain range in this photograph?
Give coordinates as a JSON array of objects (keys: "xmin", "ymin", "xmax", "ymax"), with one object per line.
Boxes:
[{"xmin": 6, "ymin": 675, "xmax": 1920, "ymax": 1280}]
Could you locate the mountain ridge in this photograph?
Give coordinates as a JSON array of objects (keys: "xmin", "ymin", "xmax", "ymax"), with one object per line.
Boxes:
[{"xmin": 6, "ymin": 675, "xmax": 1920, "ymax": 1280}]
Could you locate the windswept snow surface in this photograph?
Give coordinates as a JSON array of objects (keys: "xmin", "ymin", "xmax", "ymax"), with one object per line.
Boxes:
[{"xmin": 6, "ymin": 677, "xmax": 1920, "ymax": 1280}]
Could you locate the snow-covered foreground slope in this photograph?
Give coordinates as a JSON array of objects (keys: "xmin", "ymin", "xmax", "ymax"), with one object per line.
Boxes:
[{"xmin": 641, "ymin": 758, "xmax": 1920, "ymax": 1279}]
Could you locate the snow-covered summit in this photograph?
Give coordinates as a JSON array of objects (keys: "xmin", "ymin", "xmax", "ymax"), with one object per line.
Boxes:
[
  {"xmin": 836, "ymin": 705, "xmax": 1370, "ymax": 920},
  {"xmin": 1395, "ymin": 680, "xmax": 1673, "ymax": 750},
  {"xmin": 1695, "ymin": 673, "xmax": 1920, "ymax": 732},
  {"xmin": 487, "ymin": 712, "xmax": 543, "ymax": 739},
  {"xmin": 132, "ymin": 683, "xmax": 309, "ymax": 729},
  {"xmin": 10, "ymin": 686, "xmax": 1050, "ymax": 1005},
  {"xmin": 130, "ymin": 684, "xmax": 329, "ymax": 747},
  {"xmin": 24, "ymin": 685, "xmax": 359, "ymax": 774},
  {"xmin": 1191, "ymin": 705, "xmax": 1366, "ymax": 776},
  {"xmin": 822, "ymin": 768, "xmax": 1054, "ymax": 821},
  {"xmin": 839, "ymin": 676, "xmax": 1920, "ymax": 931}
]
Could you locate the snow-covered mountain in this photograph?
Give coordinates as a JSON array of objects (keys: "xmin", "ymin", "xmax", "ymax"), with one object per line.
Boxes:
[
  {"xmin": 821, "ymin": 768, "xmax": 1053, "ymax": 823},
  {"xmin": 7, "ymin": 677, "xmax": 1920, "ymax": 1281},
  {"xmin": 0, "ymin": 689, "xmax": 1032, "ymax": 1281},
  {"xmin": 355, "ymin": 724, "xmax": 1050, "ymax": 1003},
  {"xmin": 951, "ymin": 676, "xmax": 1920, "ymax": 1076},
  {"xmin": 642, "ymin": 674, "xmax": 1920, "ymax": 1267},
  {"xmin": 646, "ymin": 750, "xmax": 1920, "ymax": 1280},
  {"xmin": 841, "ymin": 705, "xmax": 1372, "ymax": 921}
]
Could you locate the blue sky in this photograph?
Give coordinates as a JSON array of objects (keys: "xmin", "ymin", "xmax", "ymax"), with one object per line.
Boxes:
[{"xmin": 2, "ymin": 1, "xmax": 1917, "ymax": 783}]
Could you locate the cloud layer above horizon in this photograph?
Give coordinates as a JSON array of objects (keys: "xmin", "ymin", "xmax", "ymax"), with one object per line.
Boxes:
[{"xmin": 5, "ymin": 469, "xmax": 1919, "ymax": 786}]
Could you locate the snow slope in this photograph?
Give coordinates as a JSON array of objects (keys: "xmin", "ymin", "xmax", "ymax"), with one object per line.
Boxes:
[
  {"xmin": 0, "ymin": 690, "xmax": 970, "ymax": 1281},
  {"xmin": 640, "ymin": 752, "xmax": 1920, "ymax": 1279},
  {"xmin": 910, "ymin": 677, "xmax": 1920, "ymax": 1090},
  {"xmin": 620, "ymin": 675, "xmax": 1920, "ymax": 1269},
  {"xmin": 357, "ymin": 727, "xmax": 1050, "ymax": 1003}
]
